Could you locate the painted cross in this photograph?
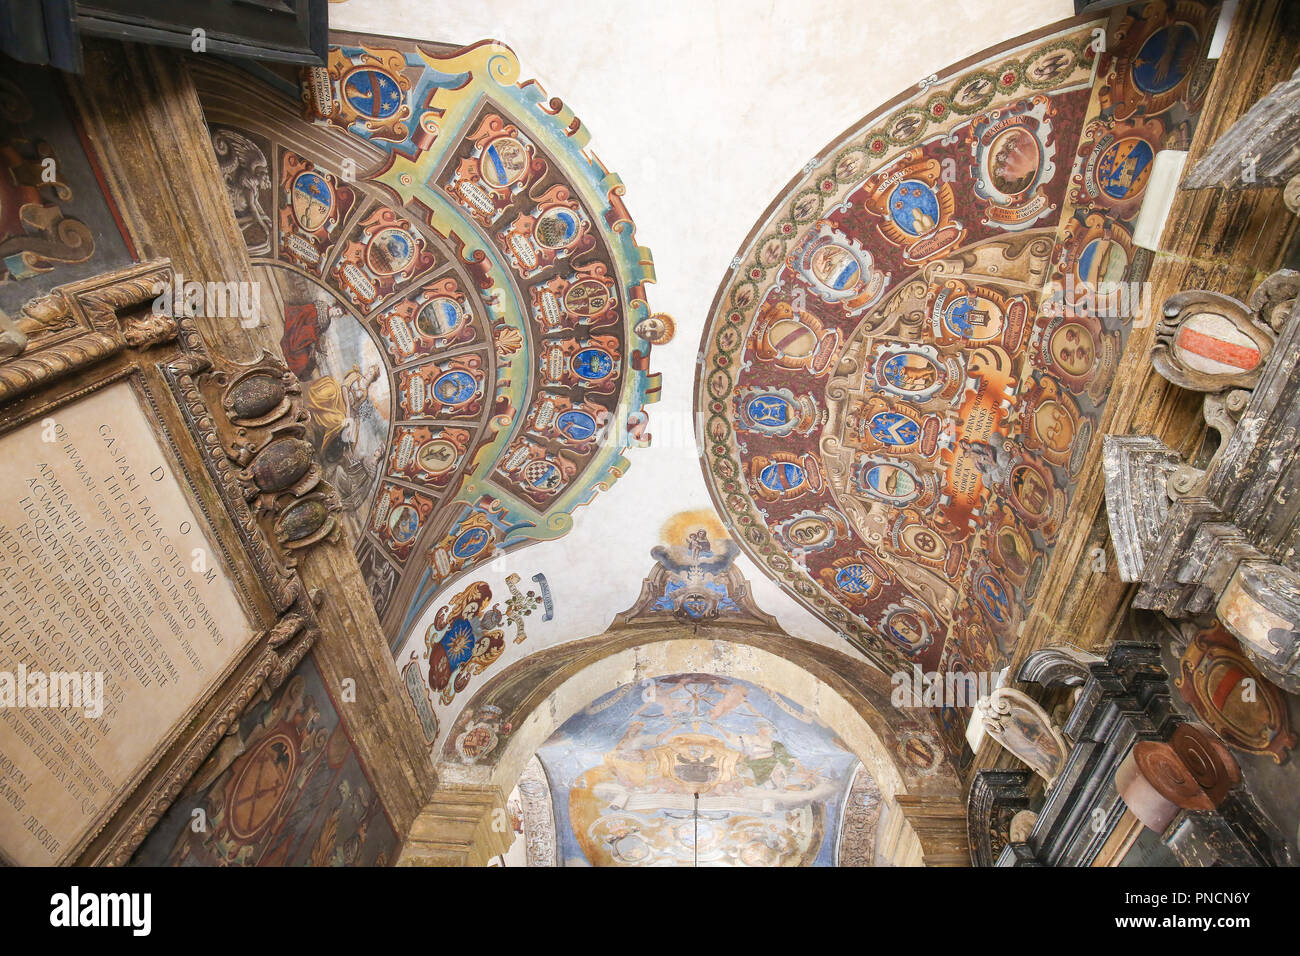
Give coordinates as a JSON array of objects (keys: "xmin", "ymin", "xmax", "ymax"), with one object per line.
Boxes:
[{"xmin": 504, "ymin": 572, "xmax": 543, "ymax": 644}]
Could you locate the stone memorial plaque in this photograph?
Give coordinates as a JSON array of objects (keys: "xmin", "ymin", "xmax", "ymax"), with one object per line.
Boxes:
[{"xmin": 0, "ymin": 381, "xmax": 256, "ymax": 865}]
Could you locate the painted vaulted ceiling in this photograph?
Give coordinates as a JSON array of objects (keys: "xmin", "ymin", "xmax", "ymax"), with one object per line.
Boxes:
[
  {"xmin": 534, "ymin": 674, "xmax": 865, "ymax": 867},
  {"xmin": 695, "ymin": 2, "xmax": 1220, "ymax": 692},
  {"xmin": 194, "ymin": 32, "xmax": 662, "ymax": 646},
  {"xmin": 192, "ymin": 0, "xmax": 1230, "ymax": 793}
]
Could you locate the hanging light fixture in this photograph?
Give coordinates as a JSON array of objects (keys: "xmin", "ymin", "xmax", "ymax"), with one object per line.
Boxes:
[{"xmin": 693, "ymin": 792, "xmax": 700, "ymax": 867}]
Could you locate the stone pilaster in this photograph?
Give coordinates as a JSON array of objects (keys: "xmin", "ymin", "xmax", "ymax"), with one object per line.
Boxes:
[
  {"xmin": 397, "ymin": 787, "xmax": 512, "ymax": 867},
  {"xmin": 893, "ymin": 795, "xmax": 971, "ymax": 866}
]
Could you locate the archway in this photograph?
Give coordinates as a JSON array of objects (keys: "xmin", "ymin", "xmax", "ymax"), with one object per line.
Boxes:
[{"xmin": 401, "ymin": 626, "xmax": 969, "ymax": 866}]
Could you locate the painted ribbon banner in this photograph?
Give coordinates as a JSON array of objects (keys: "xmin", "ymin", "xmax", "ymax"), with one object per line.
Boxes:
[{"xmin": 0, "ymin": 382, "xmax": 255, "ymax": 865}]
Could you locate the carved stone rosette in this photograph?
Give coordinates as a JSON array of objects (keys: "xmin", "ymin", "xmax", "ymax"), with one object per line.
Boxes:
[{"xmin": 1103, "ymin": 270, "xmax": 1300, "ymax": 693}]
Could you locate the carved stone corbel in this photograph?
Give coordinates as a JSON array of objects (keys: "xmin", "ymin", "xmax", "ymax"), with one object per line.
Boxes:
[
  {"xmin": 1102, "ymin": 435, "xmax": 1184, "ymax": 581},
  {"xmin": 972, "ymin": 687, "xmax": 1070, "ymax": 787}
]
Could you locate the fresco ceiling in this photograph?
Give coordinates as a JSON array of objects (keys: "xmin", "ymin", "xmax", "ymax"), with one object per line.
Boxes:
[
  {"xmin": 195, "ymin": 32, "xmax": 662, "ymax": 645},
  {"xmin": 314, "ymin": 0, "xmax": 1087, "ymax": 670},
  {"xmin": 695, "ymin": 1, "xmax": 1220, "ymax": 686},
  {"xmin": 535, "ymin": 673, "xmax": 865, "ymax": 866},
  {"xmin": 4, "ymin": 0, "xmax": 1286, "ymax": 871},
  {"xmin": 187, "ymin": 0, "xmax": 1237, "ymax": 787}
]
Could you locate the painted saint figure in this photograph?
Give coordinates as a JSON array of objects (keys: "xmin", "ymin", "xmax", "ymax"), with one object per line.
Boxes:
[
  {"xmin": 306, "ymin": 363, "xmax": 385, "ymax": 522},
  {"xmin": 281, "ymin": 300, "xmax": 343, "ymax": 379}
]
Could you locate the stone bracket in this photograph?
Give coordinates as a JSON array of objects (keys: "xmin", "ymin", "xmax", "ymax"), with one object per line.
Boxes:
[{"xmin": 397, "ymin": 786, "xmax": 511, "ymax": 867}]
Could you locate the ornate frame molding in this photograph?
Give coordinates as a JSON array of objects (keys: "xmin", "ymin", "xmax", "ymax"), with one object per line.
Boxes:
[
  {"xmin": 0, "ymin": 259, "xmax": 340, "ymax": 865},
  {"xmin": 967, "ymin": 769, "xmax": 1034, "ymax": 867}
]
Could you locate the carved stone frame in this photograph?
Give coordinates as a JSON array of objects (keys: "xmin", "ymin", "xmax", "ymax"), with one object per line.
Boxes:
[{"xmin": 0, "ymin": 259, "xmax": 337, "ymax": 866}]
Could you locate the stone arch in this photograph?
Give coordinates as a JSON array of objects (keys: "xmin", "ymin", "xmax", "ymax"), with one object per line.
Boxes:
[{"xmin": 400, "ymin": 623, "xmax": 970, "ymax": 865}]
